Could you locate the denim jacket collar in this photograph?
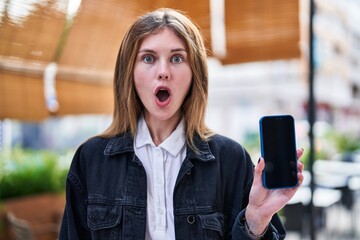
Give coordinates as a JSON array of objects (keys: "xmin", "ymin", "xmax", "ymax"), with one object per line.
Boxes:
[{"xmin": 103, "ymin": 131, "xmax": 215, "ymax": 162}]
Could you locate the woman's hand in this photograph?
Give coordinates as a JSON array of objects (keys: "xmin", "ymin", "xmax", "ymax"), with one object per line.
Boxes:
[{"xmin": 245, "ymin": 148, "xmax": 305, "ymax": 235}]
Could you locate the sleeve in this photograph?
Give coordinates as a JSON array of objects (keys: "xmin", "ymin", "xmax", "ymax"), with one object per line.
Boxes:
[
  {"xmin": 58, "ymin": 147, "xmax": 92, "ymax": 240},
  {"xmin": 230, "ymin": 146, "xmax": 286, "ymax": 240},
  {"xmin": 232, "ymin": 209, "xmax": 286, "ymax": 240}
]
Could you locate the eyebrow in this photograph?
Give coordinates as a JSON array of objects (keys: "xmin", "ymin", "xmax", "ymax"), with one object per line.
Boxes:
[{"xmin": 138, "ymin": 48, "xmax": 187, "ymax": 53}]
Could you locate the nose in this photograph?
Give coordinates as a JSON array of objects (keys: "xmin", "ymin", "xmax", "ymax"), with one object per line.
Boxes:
[
  {"xmin": 158, "ymin": 73, "xmax": 169, "ymax": 80},
  {"xmin": 157, "ymin": 60, "xmax": 170, "ymax": 80}
]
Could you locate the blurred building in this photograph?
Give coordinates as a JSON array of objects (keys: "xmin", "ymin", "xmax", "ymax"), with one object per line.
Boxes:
[
  {"xmin": 206, "ymin": 0, "xmax": 360, "ymax": 150},
  {"xmin": 313, "ymin": 0, "xmax": 360, "ymax": 134}
]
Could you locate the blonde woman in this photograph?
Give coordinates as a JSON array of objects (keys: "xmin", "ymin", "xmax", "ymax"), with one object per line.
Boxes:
[{"xmin": 59, "ymin": 8, "xmax": 304, "ymax": 240}]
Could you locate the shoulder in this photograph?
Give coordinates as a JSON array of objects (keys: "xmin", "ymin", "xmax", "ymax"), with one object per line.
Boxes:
[
  {"xmin": 73, "ymin": 136, "xmax": 110, "ymax": 159},
  {"xmin": 206, "ymin": 134, "xmax": 255, "ymax": 191},
  {"xmin": 79, "ymin": 132, "xmax": 133, "ymax": 155},
  {"xmin": 208, "ymin": 134, "xmax": 248, "ymax": 156},
  {"xmin": 69, "ymin": 136, "xmax": 110, "ymax": 170},
  {"xmin": 68, "ymin": 133, "xmax": 133, "ymax": 176},
  {"xmin": 71, "ymin": 133, "xmax": 133, "ymax": 166},
  {"xmin": 81, "ymin": 136, "xmax": 111, "ymax": 150},
  {"xmin": 207, "ymin": 134, "xmax": 254, "ymax": 170}
]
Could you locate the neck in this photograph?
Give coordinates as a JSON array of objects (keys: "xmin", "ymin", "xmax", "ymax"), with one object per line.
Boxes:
[{"xmin": 144, "ymin": 113, "xmax": 182, "ymax": 146}]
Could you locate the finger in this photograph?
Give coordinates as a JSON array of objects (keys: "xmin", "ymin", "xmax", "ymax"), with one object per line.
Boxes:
[
  {"xmin": 297, "ymin": 161, "xmax": 304, "ymax": 173},
  {"xmin": 296, "ymin": 148, "xmax": 304, "ymax": 159},
  {"xmin": 297, "ymin": 171, "xmax": 304, "ymax": 188},
  {"xmin": 298, "ymin": 171, "xmax": 304, "ymax": 183}
]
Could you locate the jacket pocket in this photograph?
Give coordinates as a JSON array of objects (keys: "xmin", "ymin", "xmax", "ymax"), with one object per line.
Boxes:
[
  {"xmin": 198, "ymin": 212, "xmax": 224, "ymax": 239},
  {"xmin": 87, "ymin": 203, "xmax": 123, "ymax": 239}
]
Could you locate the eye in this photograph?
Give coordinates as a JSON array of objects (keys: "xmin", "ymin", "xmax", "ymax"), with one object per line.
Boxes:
[
  {"xmin": 171, "ymin": 55, "xmax": 184, "ymax": 63},
  {"xmin": 142, "ymin": 55, "xmax": 154, "ymax": 63}
]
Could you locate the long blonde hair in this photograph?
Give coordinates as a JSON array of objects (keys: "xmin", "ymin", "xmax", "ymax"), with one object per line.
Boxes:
[{"xmin": 101, "ymin": 8, "xmax": 213, "ymax": 150}]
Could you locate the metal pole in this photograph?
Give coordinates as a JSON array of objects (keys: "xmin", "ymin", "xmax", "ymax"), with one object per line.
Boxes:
[{"xmin": 308, "ymin": 0, "xmax": 316, "ymax": 239}]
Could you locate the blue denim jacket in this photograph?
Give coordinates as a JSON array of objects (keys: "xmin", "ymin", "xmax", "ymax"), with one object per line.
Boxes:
[{"xmin": 59, "ymin": 132, "xmax": 285, "ymax": 239}]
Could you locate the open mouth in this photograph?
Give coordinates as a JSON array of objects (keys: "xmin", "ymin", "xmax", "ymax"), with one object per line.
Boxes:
[{"xmin": 156, "ymin": 88, "xmax": 170, "ymax": 102}]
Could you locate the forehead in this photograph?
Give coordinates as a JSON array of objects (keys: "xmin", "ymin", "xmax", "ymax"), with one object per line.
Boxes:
[{"xmin": 139, "ymin": 28, "xmax": 187, "ymax": 49}]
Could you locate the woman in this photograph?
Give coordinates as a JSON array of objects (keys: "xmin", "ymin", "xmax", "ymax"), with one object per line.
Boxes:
[{"xmin": 59, "ymin": 8, "xmax": 304, "ymax": 239}]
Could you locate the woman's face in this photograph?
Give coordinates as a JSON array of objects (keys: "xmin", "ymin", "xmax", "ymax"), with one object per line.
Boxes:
[{"xmin": 134, "ymin": 28, "xmax": 192, "ymax": 124}]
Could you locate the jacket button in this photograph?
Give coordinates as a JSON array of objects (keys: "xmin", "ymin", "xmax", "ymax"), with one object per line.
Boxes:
[
  {"xmin": 187, "ymin": 215, "xmax": 195, "ymax": 224},
  {"xmin": 186, "ymin": 170, "xmax": 191, "ymax": 175}
]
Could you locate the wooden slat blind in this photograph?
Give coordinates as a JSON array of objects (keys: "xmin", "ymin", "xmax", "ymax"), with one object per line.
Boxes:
[
  {"xmin": 0, "ymin": 0, "xmax": 300, "ymax": 120},
  {"xmin": 222, "ymin": 0, "xmax": 300, "ymax": 64}
]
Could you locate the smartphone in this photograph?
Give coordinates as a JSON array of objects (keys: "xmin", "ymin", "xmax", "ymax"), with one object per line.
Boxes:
[{"xmin": 259, "ymin": 115, "xmax": 298, "ymax": 189}]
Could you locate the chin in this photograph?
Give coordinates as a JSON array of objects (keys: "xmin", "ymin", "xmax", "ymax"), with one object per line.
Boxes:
[
  {"xmin": 156, "ymin": 112, "xmax": 181, "ymax": 122},
  {"xmin": 145, "ymin": 106, "xmax": 181, "ymax": 121}
]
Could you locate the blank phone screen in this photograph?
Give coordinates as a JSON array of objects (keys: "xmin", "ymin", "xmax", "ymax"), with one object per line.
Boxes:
[{"xmin": 260, "ymin": 115, "xmax": 298, "ymax": 189}]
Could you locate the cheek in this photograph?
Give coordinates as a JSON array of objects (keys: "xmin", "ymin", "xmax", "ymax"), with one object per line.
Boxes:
[
  {"xmin": 133, "ymin": 77, "xmax": 146, "ymax": 100},
  {"xmin": 133, "ymin": 66, "xmax": 142, "ymax": 85},
  {"xmin": 183, "ymin": 70, "xmax": 193, "ymax": 92},
  {"xmin": 134, "ymin": 67, "xmax": 148, "ymax": 93},
  {"xmin": 178, "ymin": 75, "xmax": 193, "ymax": 101},
  {"xmin": 134, "ymin": 80, "xmax": 148, "ymax": 100}
]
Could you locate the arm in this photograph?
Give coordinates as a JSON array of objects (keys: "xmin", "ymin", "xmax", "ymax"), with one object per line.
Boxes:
[
  {"xmin": 235, "ymin": 148, "xmax": 305, "ymax": 239},
  {"xmin": 59, "ymin": 149, "xmax": 91, "ymax": 240},
  {"xmin": 232, "ymin": 209, "xmax": 285, "ymax": 240}
]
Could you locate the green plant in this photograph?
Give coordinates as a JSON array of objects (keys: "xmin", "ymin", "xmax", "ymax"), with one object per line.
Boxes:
[
  {"xmin": 301, "ymin": 147, "xmax": 329, "ymax": 170},
  {"xmin": 330, "ymin": 132, "xmax": 360, "ymax": 153},
  {"xmin": 0, "ymin": 148, "xmax": 70, "ymax": 200},
  {"xmin": 243, "ymin": 131, "xmax": 261, "ymax": 159}
]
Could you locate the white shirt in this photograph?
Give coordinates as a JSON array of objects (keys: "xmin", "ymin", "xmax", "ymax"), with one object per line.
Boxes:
[{"xmin": 134, "ymin": 116, "xmax": 187, "ymax": 240}]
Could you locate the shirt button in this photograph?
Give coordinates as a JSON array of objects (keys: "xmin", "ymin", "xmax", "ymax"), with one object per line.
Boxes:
[{"xmin": 187, "ymin": 215, "xmax": 195, "ymax": 224}]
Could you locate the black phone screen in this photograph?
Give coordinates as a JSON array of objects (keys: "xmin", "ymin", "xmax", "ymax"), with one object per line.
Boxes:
[{"xmin": 259, "ymin": 115, "xmax": 298, "ymax": 189}]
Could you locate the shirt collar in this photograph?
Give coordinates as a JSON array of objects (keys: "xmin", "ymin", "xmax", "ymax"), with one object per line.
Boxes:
[
  {"xmin": 104, "ymin": 130, "xmax": 215, "ymax": 162},
  {"xmin": 135, "ymin": 115, "xmax": 186, "ymax": 157},
  {"xmin": 135, "ymin": 115, "xmax": 155, "ymax": 148}
]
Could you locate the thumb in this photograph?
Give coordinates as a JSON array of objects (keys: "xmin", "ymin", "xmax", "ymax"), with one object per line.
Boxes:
[{"xmin": 253, "ymin": 157, "xmax": 265, "ymax": 185}]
